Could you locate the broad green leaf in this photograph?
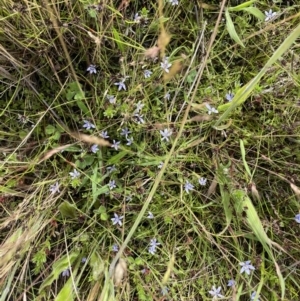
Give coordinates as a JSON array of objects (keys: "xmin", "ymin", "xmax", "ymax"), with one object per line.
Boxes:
[
  {"xmin": 55, "ymin": 279, "xmax": 74, "ymax": 301},
  {"xmin": 90, "ymin": 251, "xmax": 105, "ymax": 281},
  {"xmin": 59, "ymin": 201, "xmax": 78, "ymax": 218},
  {"xmin": 228, "ymin": 0, "xmax": 257, "ymax": 11},
  {"xmin": 107, "ymin": 150, "xmax": 128, "ymax": 164},
  {"xmin": 215, "ymin": 23, "xmax": 300, "ymax": 127},
  {"xmin": 45, "ymin": 125, "xmax": 56, "ymax": 135},
  {"xmin": 242, "ymin": 7, "xmax": 265, "ymax": 20},
  {"xmin": 225, "ymin": 8, "xmax": 245, "ymax": 47},
  {"xmin": 112, "ymin": 27, "xmax": 124, "ymax": 52}
]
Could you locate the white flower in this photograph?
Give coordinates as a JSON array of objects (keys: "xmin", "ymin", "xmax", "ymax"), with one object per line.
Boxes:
[
  {"xmin": 164, "ymin": 91, "xmax": 171, "ymax": 100},
  {"xmin": 265, "ymin": 9, "xmax": 277, "ymax": 22},
  {"xmin": 114, "ymin": 79, "xmax": 126, "ymax": 91},
  {"xmin": 225, "ymin": 92, "xmax": 234, "ymax": 102},
  {"xmin": 107, "ymin": 165, "xmax": 117, "ymax": 173},
  {"xmin": 83, "ymin": 120, "xmax": 96, "ymax": 130},
  {"xmin": 208, "ymin": 286, "xmax": 224, "ymax": 298},
  {"xmin": 161, "ymin": 57, "xmax": 172, "ymax": 73},
  {"xmin": 148, "ymin": 238, "xmax": 160, "ymax": 254},
  {"xmin": 69, "ymin": 169, "xmax": 80, "ymax": 179},
  {"xmin": 107, "ymin": 94, "xmax": 116, "ymax": 104},
  {"xmin": 198, "ymin": 177, "xmax": 207, "ymax": 186},
  {"xmin": 147, "ymin": 212, "xmax": 154, "ymax": 219},
  {"xmin": 168, "ymin": 0, "xmax": 179, "ymax": 5},
  {"xmin": 91, "ymin": 144, "xmax": 99, "ymax": 153},
  {"xmin": 111, "ymin": 140, "xmax": 121, "ymax": 150},
  {"xmin": 227, "ymin": 279, "xmax": 235, "ymax": 287},
  {"xmin": 121, "ymin": 127, "xmax": 131, "ymax": 138},
  {"xmin": 206, "ymin": 103, "xmax": 218, "ymax": 115},
  {"xmin": 49, "ymin": 182, "xmax": 60, "ymax": 194},
  {"xmin": 100, "ymin": 130, "xmax": 109, "ymax": 139},
  {"xmin": 135, "ymin": 101, "xmax": 144, "ymax": 112},
  {"xmin": 184, "ymin": 181, "xmax": 194, "ymax": 193},
  {"xmin": 158, "ymin": 162, "xmax": 164, "ymax": 169},
  {"xmin": 111, "ymin": 213, "xmax": 123, "ymax": 226},
  {"xmin": 87, "ymin": 65, "xmax": 97, "ymax": 74},
  {"xmin": 126, "ymin": 137, "xmax": 134, "ymax": 146},
  {"xmin": 160, "ymin": 128, "xmax": 172, "ymax": 142},
  {"xmin": 134, "ymin": 113, "xmax": 145, "ymax": 124},
  {"xmin": 250, "ymin": 291, "xmax": 260, "ymax": 301},
  {"xmin": 134, "ymin": 13, "xmax": 141, "ymax": 23},
  {"xmin": 239, "ymin": 260, "xmax": 255, "ymax": 275},
  {"xmin": 112, "ymin": 244, "xmax": 119, "ymax": 252},
  {"xmin": 108, "ymin": 180, "xmax": 116, "ymax": 190},
  {"xmin": 144, "ymin": 70, "xmax": 152, "ymax": 78}
]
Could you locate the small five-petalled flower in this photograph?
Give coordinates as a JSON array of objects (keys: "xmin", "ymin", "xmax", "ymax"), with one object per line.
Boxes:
[
  {"xmin": 239, "ymin": 260, "xmax": 255, "ymax": 275},
  {"xmin": 87, "ymin": 65, "xmax": 97, "ymax": 74},
  {"xmin": 148, "ymin": 238, "xmax": 160, "ymax": 255},
  {"xmin": 83, "ymin": 120, "xmax": 96, "ymax": 130},
  {"xmin": 161, "ymin": 57, "xmax": 172, "ymax": 73},
  {"xmin": 69, "ymin": 169, "xmax": 80, "ymax": 179},
  {"xmin": 184, "ymin": 181, "xmax": 194, "ymax": 193},
  {"xmin": 264, "ymin": 9, "xmax": 277, "ymax": 22},
  {"xmin": 160, "ymin": 128, "xmax": 173, "ymax": 142},
  {"xmin": 111, "ymin": 213, "xmax": 123, "ymax": 226},
  {"xmin": 206, "ymin": 103, "xmax": 218, "ymax": 115},
  {"xmin": 50, "ymin": 182, "xmax": 60, "ymax": 194},
  {"xmin": 199, "ymin": 177, "xmax": 207, "ymax": 186},
  {"xmin": 294, "ymin": 213, "xmax": 300, "ymax": 223},
  {"xmin": 114, "ymin": 79, "xmax": 127, "ymax": 91},
  {"xmin": 208, "ymin": 285, "xmax": 224, "ymax": 299}
]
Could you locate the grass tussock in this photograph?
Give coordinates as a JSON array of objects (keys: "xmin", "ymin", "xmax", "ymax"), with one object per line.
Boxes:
[{"xmin": 1, "ymin": 0, "xmax": 300, "ymax": 300}]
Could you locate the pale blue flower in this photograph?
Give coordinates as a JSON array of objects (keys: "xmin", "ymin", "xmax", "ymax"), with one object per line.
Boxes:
[
  {"xmin": 206, "ymin": 103, "xmax": 218, "ymax": 114},
  {"xmin": 160, "ymin": 128, "xmax": 172, "ymax": 142},
  {"xmin": 134, "ymin": 113, "xmax": 145, "ymax": 124},
  {"xmin": 107, "ymin": 94, "xmax": 116, "ymax": 104},
  {"xmin": 198, "ymin": 177, "xmax": 207, "ymax": 186},
  {"xmin": 121, "ymin": 127, "xmax": 131, "ymax": 137},
  {"xmin": 126, "ymin": 137, "xmax": 134, "ymax": 146},
  {"xmin": 135, "ymin": 101, "xmax": 144, "ymax": 112},
  {"xmin": 144, "ymin": 70, "xmax": 152, "ymax": 78},
  {"xmin": 50, "ymin": 182, "xmax": 60, "ymax": 194},
  {"xmin": 147, "ymin": 212, "xmax": 154, "ymax": 219},
  {"xmin": 294, "ymin": 213, "xmax": 300, "ymax": 223},
  {"xmin": 161, "ymin": 57, "xmax": 172, "ymax": 73},
  {"xmin": 69, "ymin": 169, "xmax": 80, "ymax": 179},
  {"xmin": 169, "ymin": 0, "xmax": 178, "ymax": 5},
  {"xmin": 111, "ymin": 213, "xmax": 123, "ymax": 226},
  {"xmin": 158, "ymin": 162, "xmax": 164, "ymax": 169},
  {"xmin": 108, "ymin": 180, "xmax": 116, "ymax": 190},
  {"xmin": 91, "ymin": 144, "xmax": 99, "ymax": 153},
  {"xmin": 164, "ymin": 91, "xmax": 171, "ymax": 100},
  {"xmin": 100, "ymin": 130, "xmax": 109, "ymax": 139},
  {"xmin": 227, "ymin": 279, "xmax": 235, "ymax": 287},
  {"xmin": 126, "ymin": 195, "xmax": 132, "ymax": 202},
  {"xmin": 184, "ymin": 181, "xmax": 194, "ymax": 193},
  {"xmin": 134, "ymin": 12, "xmax": 141, "ymax": 23},
  {"xmin": 61, "ymin": 268, "xmax": 70, "ymax": 277},
  {"xmin": 83, "ymin": 120, "xmax": 96, "ymax": 130},
  {"xmin": 112, "ymin": 244, "xmax": 119, "ymax": 252},
  {"xmin": 161, "ymin": 286, "xmax": 169, "ymax": 296},
  {"xmin": 87, "ymin": 65, "xmax": 97, "ymax": 74},
  {"xmin": 81, "ymin": 257, "xmax": 87, "ymax": 263},
  {"xmin": 208, "ymin": 286, "xmax": 224, "ymax": 298},
  {"xmin": 148, "ymin": 238, "xmax": 160, "ymax": 254},
  {"xmin": 225, "ymin": 92, "xmax": 234, "ymax": 102},
  {"xmin": 250, "ymin": 291, "xmax": 260, "ymax": 301},
  {"xmin": 111, "ymin": 140, "xmax": 121, "ymax": 150},
  {"xmin": 114, "ymin": 79, "xmax": 126, "ymax": 91},
  {"xmin": 239, "ymin": 260, "xmax": 255, "ymax": 275},
  {"xmin": 107, "ymin": 165, "xmax": 117, "ymax": 173},
  {"xmin": 265, "ymin": 9, "xmax": 277, "ymax": 22}
]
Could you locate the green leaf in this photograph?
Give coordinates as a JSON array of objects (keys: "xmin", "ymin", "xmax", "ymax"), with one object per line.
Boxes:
[
  {"xmin": 90, "ymin": 251, "xmax": 105, "ymax": 281},
  {"xmin": 240, "ymin": 139, "xmax": 252, "ymax": 178},
  {"xmin": 225, "ymin": 8, "xmax": 245, "ymax": 47},
  {"xmin": 228, "ymin": 0, "xmax": 257, "ymax": 11},
  {"xmin": 242, "ymin": 7, "xmax": 265, "ymax": 20},
  {"xmin": 55, "ymin": 279, "xmax": 74, "ymax": 301},
  {"xmin": 59, "ymin": 201, "xmax": 78, "ymax": 218},
  {"xmin": 45, "ymin": 125, "xmax": 56, "ymax": 135},
  {"xmin": 112, "ymin": 27, "xmax": 124, "ymax": 52}
]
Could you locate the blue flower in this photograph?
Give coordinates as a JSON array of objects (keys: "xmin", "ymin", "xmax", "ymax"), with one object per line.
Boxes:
[
  {"xmin": 100, "ymin": 130, "xmax": 109, "ymax": 139},
  {"xmin": 134, "ymin": 13, "xmax": 141, "ymax": 23},
  {"xmin": 161, "ymin": 286, "xmax": 169, "ymax": 296},
  {"xmin": 225, "ymin": 92, "xmax": 234, "ymax": 102},
  {"xmin": 148, "ymin": 238, "xmax": 160, "ymax": 254},
  {"xmin": 49, "ymin": 182, "xmax": 60, "ymax": 194},
  {"xmin": 112, "ymin": 244, "xmax": 119, "ymax": 252},
  {"xmin": 106, "ymin": 94, "xmax": 116, "ymax": 104},
  {"xmin": 164, "ymin": 91, "xmax": 171, "ymax": 100},
  {"xmin": 227, "ymin": 279, "xmax": 235, "ymax": 287},
  {"xmin": 161, "ymin": 57, "xmax": 172, "ymax": 73},
  {"xmin": 147, "ymin": 212, "xmax": 154, "ymax": 219},
  {"xmin": 81, "ymin": 257, "xmax": 87, "ymax": 263},
  {"xmin": 83, "ymin": 120, "xmax": 96, "ymax": 130},
  {"xmin": 134, "ymin": 113, "xmax": 145, "ymax": 124},
  {"xmin": 206, "ymin": 103, "xmax": 218, "ymax": 114},
  {"xmin": 114, "ymin": 79, "xmax": 126, "ymax": 91},
  {"xmin": 111, "ymin": 213, "xmax": 124, "ymax": 226},
  {"xmin": 107, "ymin": 165, "xmax": 117, "ymax": 173},
  {"xmin": 91, "ymin": 144, "xmax": 99, "ymax": 153},
  {"xmin": 208, "ymin": 286, "xmax": 224, "ymax": 298},
  {"xmin": 135, "ymin": 101, "xmax": 144, "ymax": 112},
  {"xmin": 265, "ymin": 9, "xmax": 277, "ymax": 22},
  {"xmin": 160, "ymin": 128, "xmax": 172, "ymax": 142},
  {"xmin": 126, "ymin": 137, "xmax": 134, "ymax": 146},
  {"xmin": 87, "ymin": 65, "xmax": 97, "ymax": 74},
  {"xmin": 295, "ymin": 213, "xmax": 300, "ymax": 223},
  {"xmin": 250, "ymin": 291, "xmax": 260, "ymax": 301},
  {"xmin": 144, "ymin": 70, "xmax": 152, "ymax": 78},
  {"xmin": 69, "ymin": 169, "xmax": 80, "ymax": 179},
  {"xmin": 198, "ymin": 177, "xmax": 207, "ymax": 186},
  {"xmin": 239, "ymin": 260, "xmax": 255, "ymax": 275},
  {"xmin": 61, "ymin": 268, "xmax": 70, "ymax": 277},
  {"xmin": 121, "ymin": 127, "xmax": 131, "ymax": 138},
  {"xmin": 111, "ymin": 140, "xmax": 121, "ymax": 150},
  {"xmin": 184, "ymin": 181, "xmax": 194, "ymax": 193},
  {"xmin": 108, "ymin": 180, "xmax": 116, "ymax": 190}
]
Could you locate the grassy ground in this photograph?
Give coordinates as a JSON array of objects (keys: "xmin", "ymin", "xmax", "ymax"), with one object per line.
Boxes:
[{"xmin": 1, "ymin": 0, "xmax": 300, "ymax": 300}]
